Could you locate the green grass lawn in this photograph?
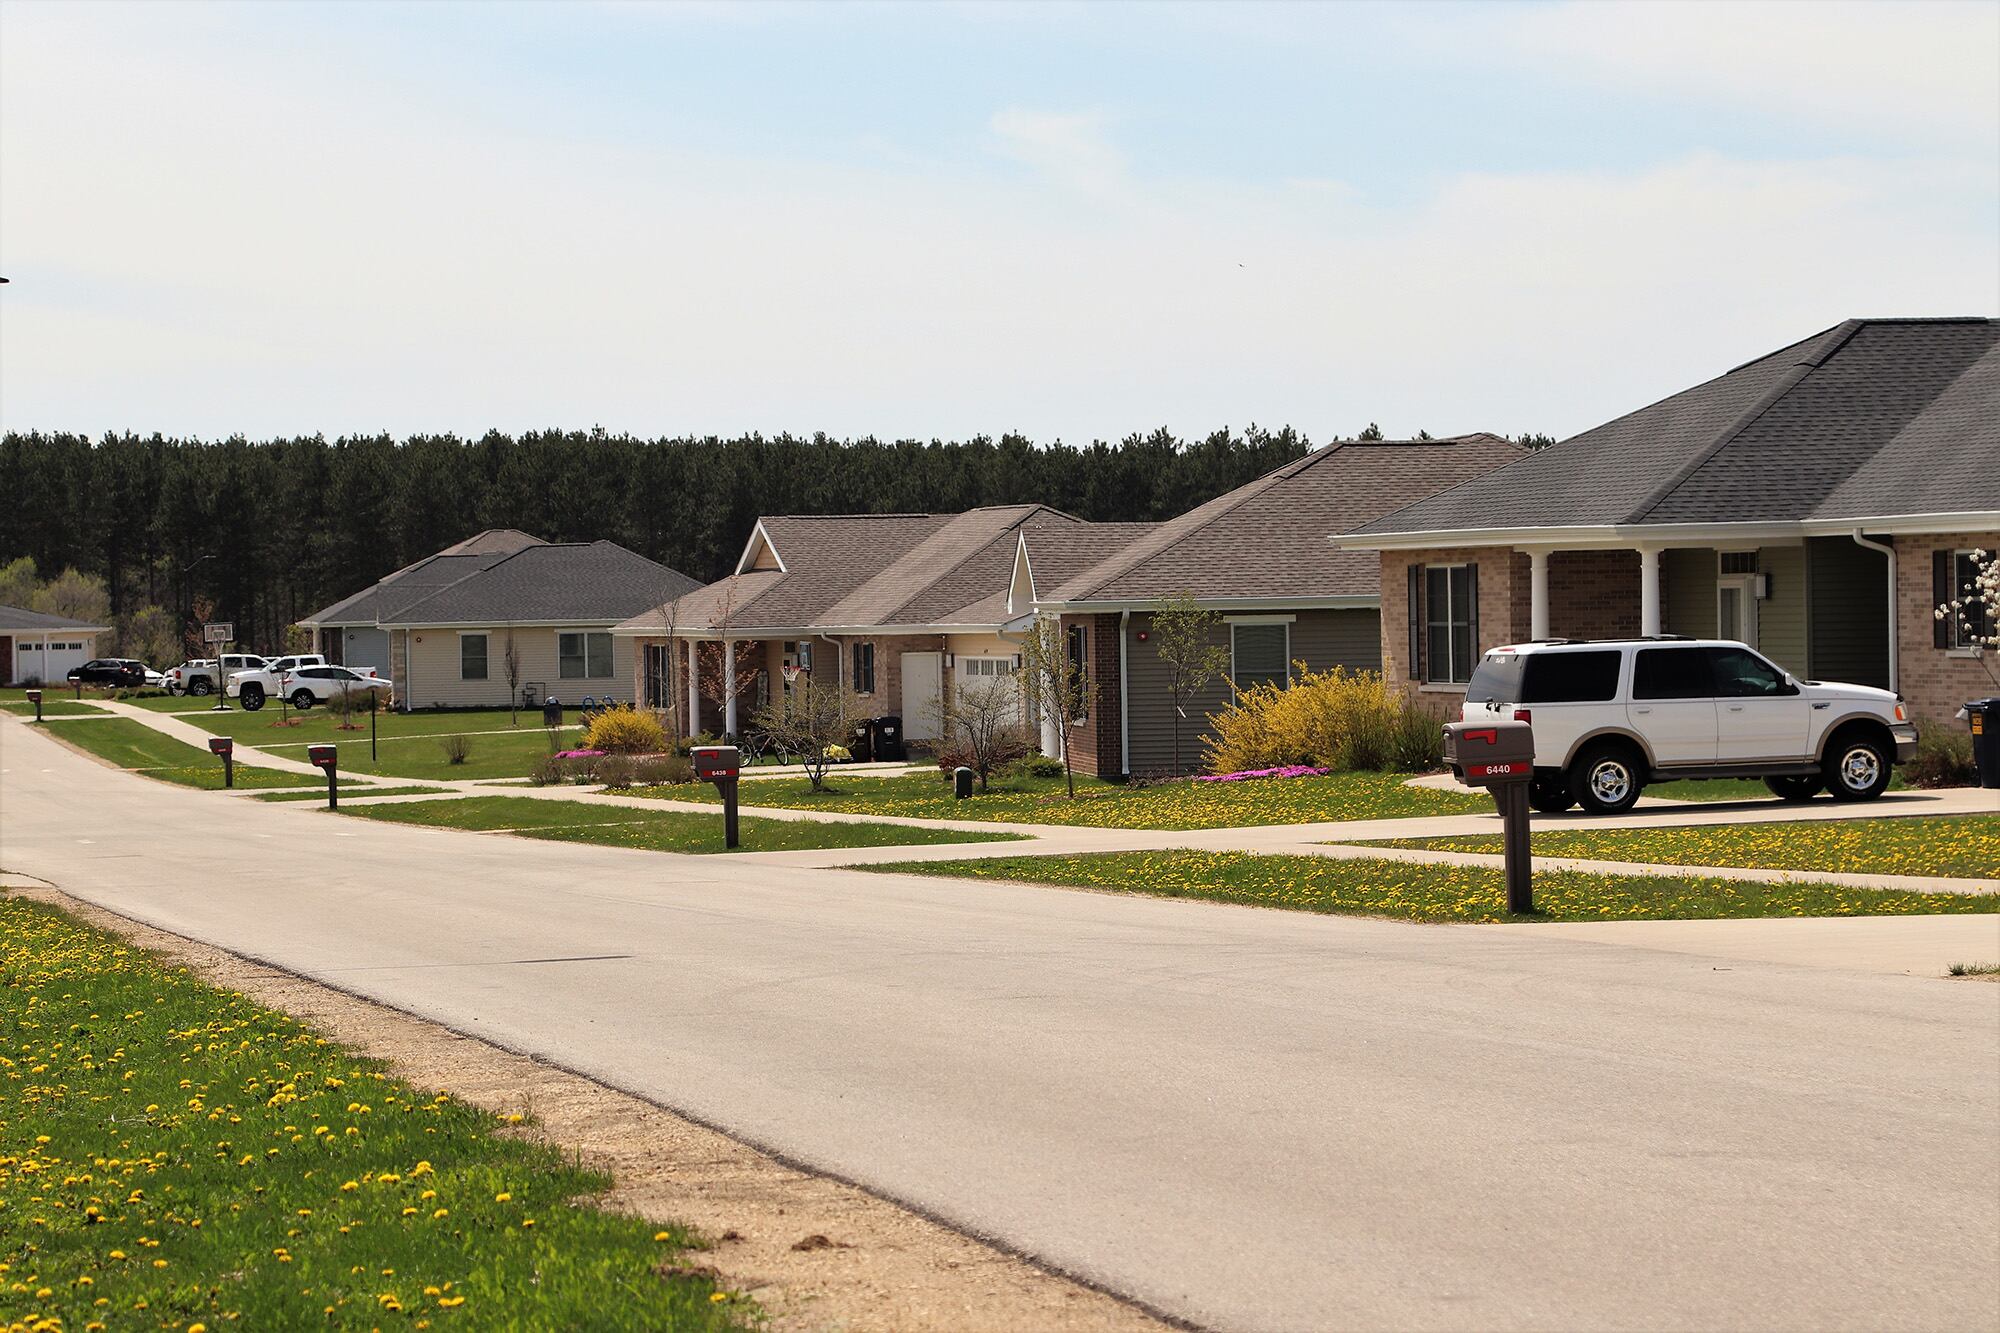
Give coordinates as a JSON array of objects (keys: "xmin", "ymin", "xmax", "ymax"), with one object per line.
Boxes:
[
  {"xmin": 337, "ymin": 795, "xmax": 1027, "ymax": 854},
  {"xmin": 0, "ymin": 894, "xmax": 742, "ymax": 1330},
  {"xmin": 641, "ymin": 770, "xmax": 1486, "ymax": 830},
  {"xmin": 254, "ymin": 785, "xmax": 454, "ymax": 803},
  {"xmin": 43, "ymin": 717, "xmax": 319, "ymax": 790},
  {"xmin": 171, "ymin": 709, "xmax": 584, "ymax": 782},
  {"xmin": 868, "ymin": 850, "xmax": 1999, "ymax": 922},
  {"xmin": 1356, "ymin": 814, "xmax": 2000, "ymax": 880},
  {"xmin": 1647, "ymin": 775, "xmax": 1910, "ymax": 802},
  {"xmin": 1, "ymin": 698, "xmax": 109, "ymax": 717}
]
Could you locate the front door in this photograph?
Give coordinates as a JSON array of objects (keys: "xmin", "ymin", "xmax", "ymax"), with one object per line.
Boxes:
[
  {"xmin": 1717, "ymin": 576, "xmax": 1755, "ymax": 645},
  {"xmin": 901, "ymin": 651, "xmax": 943, "ymax": 739}
]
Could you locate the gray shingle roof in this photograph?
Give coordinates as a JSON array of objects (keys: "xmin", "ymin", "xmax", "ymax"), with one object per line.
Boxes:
[
  {"xmin": 1348, "ymin": 318, "xmax": 2000, "ymax": 539},
  {"xmin": 1047, "ymin": 434, "xmax": 1527, "ymax": 603},
  {"xmin": 0, "ymin": 603, "xmax": 107, "ymax": 633},
  {"xmin": 302, "ymin": 533, "xmax": 700, "ymax": 627}
]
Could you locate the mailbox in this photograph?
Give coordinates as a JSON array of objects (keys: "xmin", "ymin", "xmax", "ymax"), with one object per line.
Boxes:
[
  {"xmin": 692, "ymin": 745, "xmax": 740, "ymax": 781},
  {"xmin": 24, "ymin": 688, "xmax": 41, "ymax": 704},
  {"xmin": 307, "ymin": 743, "xmax": 338, "ymax": 768},
  {"xmin": 1441, "ymin": 717, "xmax": 1537, "ymax": 914},
  {"xmin": 1442, "ymin": 719, "xmax": 1536, "ymax": 787},
  {"xmin": 208, "ymin": 737, "xmax": 234, "ymax": 757}
]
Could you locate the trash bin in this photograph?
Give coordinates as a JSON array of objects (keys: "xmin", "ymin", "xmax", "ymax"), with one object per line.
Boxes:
[
  {"xmin": 1966, "ymin": 698, "xmax": 2000, "ymax": 789},
  {"xmin": 953, "ymin": 766, "xmax": 974, "ymax": 799},
  {"xmin": 874, "ymin": 715, "xmax": 905, "ymax": 763},
  {"xmin": 542, "ymin": 696, "xmax": 563, "ymax": 729},
  {"xmin": 849, "ymin": 718, "xmax": 875, "ymax": 764}
]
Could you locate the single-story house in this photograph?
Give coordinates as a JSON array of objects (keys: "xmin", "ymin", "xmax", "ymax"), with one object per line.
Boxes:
[
  {"xmin": 613, "ymin": 506, "xmax": 1144, "ymax": 742},
  {"xmin": 0, "ymin": 604, "xmax": 108, "ymax": 686},
  {"xmin": 1333, "ymin": 317, "xmax": 2000, "ymax": 725},
  {"xmin": 1021, "ymin": 434, "xmax": 1527, "ymax": 776},
  {"xmin": 300, "ymin": 530, "xmax": 702, "ymax": 710}
]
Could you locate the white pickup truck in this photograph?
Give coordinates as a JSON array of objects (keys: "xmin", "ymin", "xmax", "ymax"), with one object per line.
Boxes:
[
  {"xmin": 227, "ymin": 654, "xmax": 327, "ymax": 708},
  {"xmin": 167, "ymin": 653, "xmax": 269, "ymax": 697},
  {"xmin": 1459, "ymin": 637, "xmax": 1918, "ymax": 815}
]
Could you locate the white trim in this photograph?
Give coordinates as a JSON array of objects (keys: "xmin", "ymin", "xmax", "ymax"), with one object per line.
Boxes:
[
  {"xmin": 1420, "ymin": 562, "xmax": 1475, "ymax": 686},
  {"xmin": 1229, "ymin": 619, "xmax": 1292, "ymax": 692},
  {"xmin": 1332, "ymin": 510, "xmax": 2000, "ymax": 551},
  {"xmin": 734, "ymin": 520, "xmax": 788, "ymax": 575},
  {"xmin": 555, "ymin": 628, "xmax": 616, "ymax": 681},
  {"xmin": 1008, "ymin": 534, "xmax": 1036, "ymax": 616},
  {"xmin": 1038, "ymin": 595, "xmax": 1376, "ymax": 614},
  {"xmin": 1716, "ymin": 573, "xmax": 1757, "ymax": 643},
  {"xmin": 456, "ymin": 630, "xmax": 491, "ymax": 683}
]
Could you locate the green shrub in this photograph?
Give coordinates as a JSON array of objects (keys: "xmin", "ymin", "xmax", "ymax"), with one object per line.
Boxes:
[
  {"xmin": 582, "ymin": 705, "xmax": 668, "ymax": 755},
  {"xmin": 593, "ymin": 754, "xmax": 636, "ymax": 788},
  {"xmin": 632, "ymin": 753, "xmax": 694, "ymax": 786},
  {"xmin": 1007, "ymin": 754, "xmax": 1065, "ymax": 780},
  {"xmin": 1906, "ymin": 727, "xmax": 1976, "ymax": 788},
  {"xmin": 440, "ymin": 733, "xmax": 473, "ymax": 766},
  {"xmin": 1205, "ymin": 666, "xmax": 1437, "ymax": 773},
  {"xmin": 530, "ymin": 754, "xmax": 567, "ymax": 786}
]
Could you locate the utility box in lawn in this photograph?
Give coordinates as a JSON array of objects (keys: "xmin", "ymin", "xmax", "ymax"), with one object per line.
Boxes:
[
  {"xmin": 1442, "ymin": 718, "xmax": 1537, "ymax": 913},
  {"xmin": 692, "ymin": 744, "xmax": 742, "ymax": 849}
]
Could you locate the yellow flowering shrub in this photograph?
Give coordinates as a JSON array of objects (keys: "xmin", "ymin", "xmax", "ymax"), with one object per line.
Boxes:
[
  {"xmin": 581, "ymin": 705, "xmax": 668, "ymax": 755},
  {"xmin": 1204, "ymin": 666, "xmax": 1438, "ymax": 774}
]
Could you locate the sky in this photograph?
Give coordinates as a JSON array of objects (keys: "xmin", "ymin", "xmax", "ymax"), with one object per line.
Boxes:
[{"xmin": 2, "ymin": 0, "xmax": 1995, "ymax": 446}]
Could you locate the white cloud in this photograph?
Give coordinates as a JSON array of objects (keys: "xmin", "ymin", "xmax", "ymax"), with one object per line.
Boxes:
[{"xmin": 986, "ymin": 108, "xmax": 1130, "ymax": 199}]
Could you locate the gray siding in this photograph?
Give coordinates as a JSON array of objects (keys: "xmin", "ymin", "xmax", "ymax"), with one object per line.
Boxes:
[
  {"xmin": 1661, "ymin": 548, "xmax": 1715, "ymax": 637},
  {"xmin": 1756, "ymin": 545, "xmax": 1808, "ymax": 676},
  {"xmin": 1123, "ymin": 607, "xmax": 1380, "ymax": 776},
  {"xmin": 337, "ymin": 627, "xmax": 392, "ymax": 677},
  {"xmin": 1807, "ymin": 536, "xmax": 1889, "ymax": 687}
]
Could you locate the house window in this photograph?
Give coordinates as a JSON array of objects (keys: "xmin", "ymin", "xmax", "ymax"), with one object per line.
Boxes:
[
  {"xmin": 1230, "ymin": 622, "xmax": 1290, "ymax": 691},
  {"xmin": 1719, "ymin": 551, "xmax": 1758, "ymax": 575},
  {"xmin": 558, "ymin": 631, "xmax": 613, "ymax": 679},
  {"xmin": 851, "ymin": 642, "xmax": 876, "ymax": 694},
  {"xmin": 1945, "ymin": 549, "xmax": 1995, "ymax": 650},
  {"xmin": 1065, "ymin": 624, "xmax": 1088, "ymax": 719},
  {"xmin": 1424, "ymin": 564, "xmax": 1476, "ymax": 684},
  {"xmin": 460, "ymin": 633, "xmax": 488, "ymax": 681}
]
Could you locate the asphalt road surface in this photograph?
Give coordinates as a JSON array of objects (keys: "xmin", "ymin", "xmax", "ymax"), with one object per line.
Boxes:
[{"xmin": 5, "ymin": 719, "xmax": 1997, "ymax": 1331}]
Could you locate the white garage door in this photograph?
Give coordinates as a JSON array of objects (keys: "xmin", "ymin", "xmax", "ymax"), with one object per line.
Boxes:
[{"xmin": 14, "ymin": 638, "xmax": 92, "ymax": 686}]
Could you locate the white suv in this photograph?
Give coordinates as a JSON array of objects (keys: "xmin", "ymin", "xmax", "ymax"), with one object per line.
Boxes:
[{"xmin": 1460, "ymin": 638, "xmax": 1918, "ymax": 815}]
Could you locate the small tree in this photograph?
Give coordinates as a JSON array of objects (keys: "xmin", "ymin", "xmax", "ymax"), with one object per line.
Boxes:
[
  {"xmin": 1935, "ymin": 547, "xmax": 1999, "ymax": 686},
  {"xmin": 940, "ymin": 675, "xmax": 1032, "ymax": 792},
  {"xmin": 1021, "ymin": 616, "xmax": 1086, "ymax": 798},
  {"xmin": 502, "ymin": 627, "xmax": 523, "ymax": 726},
  {"xmin": 1150, "ymin": 592, "xmax": 1230, "ymax": 776},
  {"xmin": 751, "ymin": 674, "xmax": 850, "ymax": 792}
]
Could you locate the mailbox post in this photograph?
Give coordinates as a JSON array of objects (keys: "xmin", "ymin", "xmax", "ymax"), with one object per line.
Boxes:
[
  {"xmin": 1442, "ymin": 718, "xmax": 1538, "ymax": 914},
  {"xmin": 307, "ymin": 743, "xmax": 338, "ymax": 809},
  {"xmin": 25, "ymin": 688, "xmax": 41, "ymax": 723},
  {"xmin": 692, "ymin": 745, "xmax": 741, "ymax": 849},
  {"xmin": 208, "ymin": 735, "xmax": 235, "ymax": 788}
]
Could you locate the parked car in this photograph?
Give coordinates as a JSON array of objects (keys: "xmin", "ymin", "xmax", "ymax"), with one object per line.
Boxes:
[
  {"xmin": 1460, "ymin": 637, "xmax": 1918, "ymax": 815},
  {"xmin": 226, "ymin": 654, "xmax": 327, "ymax": 705},
  {"xmin": 141, "ymin": 666, "xmax": 168, "ymax": 688},
  {"xmin": 167, "ymin": 653, "xmax": 269, "ymax": 697},
  {"xmin": 247, "ymin": 665, "xmax": 393, "ymax": 712},
  {"xmin": 67, "ymin": 658, "xmax": 150, "ymax": 688}
]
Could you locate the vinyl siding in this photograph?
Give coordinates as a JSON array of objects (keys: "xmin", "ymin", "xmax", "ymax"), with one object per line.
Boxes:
[
  {"xmin": 1807, "ymin": 537, "xmax": 1889, "ymax": 687},
  {"xmin": 334, "ymin": 627, "xmax": 392, "ymax": 676},
  {"xmin": 1755, "ymin": 545, "xmax": 1808, "ymax": 676},
  {"xmin": 401, "ymin": 624, "xmax": 633, "ymax": 709},
  {"xmin": 1660, "ymin": 548, "xmax": 1715, "ymax": 638},
  {"xmin": 1124, "ymin": 607, "xmax": 1380, "ymax": 776}
]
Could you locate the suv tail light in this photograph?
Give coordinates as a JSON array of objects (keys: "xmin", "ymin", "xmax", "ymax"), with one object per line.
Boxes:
[{"xmin": 1512, "ymin": 709, "xmax": 1532, "ymax": 725}]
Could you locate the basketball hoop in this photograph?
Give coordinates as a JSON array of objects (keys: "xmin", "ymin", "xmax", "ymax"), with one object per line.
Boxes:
[{"xmin": 782, "ymin": 665, "xmax": 805, "ymax": 688}]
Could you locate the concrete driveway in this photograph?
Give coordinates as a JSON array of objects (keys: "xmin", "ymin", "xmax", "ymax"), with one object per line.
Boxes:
[{"xmin": 3, "ymin": 717, "xmax": 1997, "ymax": 1332}]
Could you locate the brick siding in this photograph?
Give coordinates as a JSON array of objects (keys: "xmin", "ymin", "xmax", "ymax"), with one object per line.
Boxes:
[
  {"xmin": 1059, "ymin": 613, "xmax": 1125, "ymax": 777},
  {"xmin": 1896, "ymin": 530, "xmax": 2000, "ymax": 726},
  {"xmin": 1547, "ymin": 550, "xmax": 1641, "ymax": 640},
  {"xmin": 1379, "ymin": 548, "xmax": 1530, "ymax": 714}
]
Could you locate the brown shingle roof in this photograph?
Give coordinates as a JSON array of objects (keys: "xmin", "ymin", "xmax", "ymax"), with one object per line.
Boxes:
[{"xmin": 1046, "ymin": 434, "xmax": 1526, "ymax": 603}]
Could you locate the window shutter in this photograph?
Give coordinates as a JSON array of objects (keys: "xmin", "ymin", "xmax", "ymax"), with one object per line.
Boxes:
[
  {"xmin": 1934, "ymin": 549, "xmax": 1951, "ymax": 648},
  {"xmin": 1406, "ymin": 564, "xmax": 1421, "ymax": 679},
  {"xmin": 1465, "ymin": 562, "xmax": 1480, "ymax": 663}
]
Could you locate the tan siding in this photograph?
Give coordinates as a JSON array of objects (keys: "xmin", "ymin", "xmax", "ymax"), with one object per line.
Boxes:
[
  {"xmin": 402, "ymin": 625, "xmax": 632, "ymax": 710},
  {"xmin": 1756, "ymin": 545, "xmax": 1808, "ymax": 676},
  {"xmin": 1661, "ymin": 548, "xmax": 1715, "ymax": 637}
]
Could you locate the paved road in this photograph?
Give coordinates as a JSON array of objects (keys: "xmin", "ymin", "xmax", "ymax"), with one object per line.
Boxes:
[{"xmin": 4, "ymin": 718, "xmax": 1997, "ymax": 1331}]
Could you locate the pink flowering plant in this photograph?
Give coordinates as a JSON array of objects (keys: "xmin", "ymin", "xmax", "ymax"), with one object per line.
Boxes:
[{"xmin": 1195, "ymin": 765, "xmax": 1332, "ymax": 783}]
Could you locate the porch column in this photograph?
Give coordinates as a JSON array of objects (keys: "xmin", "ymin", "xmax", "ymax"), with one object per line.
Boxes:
[
  {"xmin": 723, "ymin": 639, "xmax": 738, "ymax": 737},
  {"xmin": 1527, "ymin": 549, "xmax": 1551, "ymax": 641},
  {"xmin": 1638, "ymin": 546, "xmax": 1662, "ymax": 637},
  {"xmin": 685, "ymin": 641, "xmax": 700, "ymax": 735}
]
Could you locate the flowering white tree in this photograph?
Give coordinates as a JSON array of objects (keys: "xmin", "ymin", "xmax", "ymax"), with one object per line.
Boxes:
[{"xmin": 1935, "ymin": 547, "xmax": 1999, "ymax": 684}]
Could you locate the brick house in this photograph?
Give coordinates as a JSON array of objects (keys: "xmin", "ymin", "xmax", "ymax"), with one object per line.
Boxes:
[{"xmin": 1334, "ymin": 317, "xmax": 2000, "ymax": 728}]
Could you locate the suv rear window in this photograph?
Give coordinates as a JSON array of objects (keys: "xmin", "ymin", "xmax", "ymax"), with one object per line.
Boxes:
[
  {"xmin": 1464, "ymin": 653, "xmax": 1523, "ymax": 703},
  {"xmin": 1520, "ymin": 650, "xmax": 1622, "ymax": 703},
  {"xmin": 1632, "ymin": 647, "xmax": 1713, "ymax": 700}
]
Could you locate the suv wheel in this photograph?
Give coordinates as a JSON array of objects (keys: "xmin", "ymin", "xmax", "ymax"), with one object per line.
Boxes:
[
  {"xmin": 1529, "ymin": 774, "xmax": 1575, "ymax": 814},
  {"xmin": 1764, "ymin": 775, "xmax": 1822, "ymax": 802},
  {"xmin": 1824, "ymin": 733, "xmax": 1891, "ymax": 802},
  {"xmin": 240, "ymin": 684, "xmax": 265, "ymax": 712},
  {"xmin": 291, "ymin": 688, "xmax": 316, "ymax": 711},
  {"xmin": 189, "ymin": 678, "xmax": 212, "ymax": 697},
  {"xmin": 1569, "ymin": 742, "xmax": 1643, "ymax": 815}
]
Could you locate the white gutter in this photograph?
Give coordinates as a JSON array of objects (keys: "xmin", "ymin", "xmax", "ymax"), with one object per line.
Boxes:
[
  {"xmin": 816, "ymin": 632, "xmax": 844, "ymax": 692},
  {"xmin": 1034, "ymin": 595, "xmax": 1379, "ymax": 614},
  {"xmin": 1330, "ymin": 511, "xmax": 2000, "ymax": 552},
  {"xmin": 1117, "ymin": 609, "xmax": 1131, "ymax": 780},
  {"xmin": 1851, "ymin": 529, "xmax": 1898, "ymax": 693}
]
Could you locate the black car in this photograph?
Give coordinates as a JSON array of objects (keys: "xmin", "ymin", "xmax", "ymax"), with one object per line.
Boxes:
[{"xmin": 68, "ymin": 658, "xmax": 149, "ymax": 687}]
